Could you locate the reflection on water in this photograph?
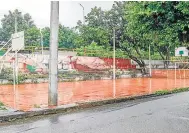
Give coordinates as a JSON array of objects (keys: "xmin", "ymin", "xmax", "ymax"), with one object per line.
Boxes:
[{"xmin": 0, "ymin": 78, "xmax": 188, "ymax": 111}]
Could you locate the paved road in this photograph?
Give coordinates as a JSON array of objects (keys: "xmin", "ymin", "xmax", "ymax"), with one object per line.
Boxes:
[{"xmin": 1, "ymin": 92, "xmax": 189, "ymax": 133}]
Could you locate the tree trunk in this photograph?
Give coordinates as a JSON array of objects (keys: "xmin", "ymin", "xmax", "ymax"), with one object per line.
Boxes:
[
  {"xmin": 121, "ymin": 47, "xmax": 147, "ymax": 74},
  {"xmin": 129, "ymin": 55, "xmax": 146, "ymax": 74},
  {"xmin": 164, "ymin": 47, "xmax": 170, "ymax": 69}
]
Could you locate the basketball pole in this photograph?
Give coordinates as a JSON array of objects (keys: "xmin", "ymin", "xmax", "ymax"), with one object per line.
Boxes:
[
  {"xmin": 13, "ymin": 60, "xmax": 16, "ymax": 109},
  {"xmin": 14, "ymin": 14, "xmax": 18, "ymax": 84},
  {"xmin": 40, "ymin": 28, "xmax": 44, "ymax": 57},
  {"xmin": 48, "ymin": 1, "xmax": 59, "ymax": 106}
]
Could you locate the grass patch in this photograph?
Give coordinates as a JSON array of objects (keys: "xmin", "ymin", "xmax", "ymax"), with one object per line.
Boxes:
[
  {"xmin": 0, "ymin": 106, "xmax": 7, "ymax": 110},
  {"xmin": 33, "ymin": 104, "xmax": 41, "ymax": 108},
  {"xmin": 155, "ymin": 87, "xmax": 189, "ymax": 96},
  {"xmin": 0, "ymin": 101, "xmax": 4, "ymax": 106},
  {"xmin": 0, "ymin": 101, "xmax": 7, "ymax": 110},
  {"xmin": 155, "ymin": 90, "xmax": 170, "ymax": 95}
]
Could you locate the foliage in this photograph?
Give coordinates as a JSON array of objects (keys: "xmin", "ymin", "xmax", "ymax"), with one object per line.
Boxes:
[
  {"xmin": 75, "ymin": 1, "xmax": 189, "ymax": 71},
  {"xmin": 0, "ymin": 101, "xmax": 6, "ymax": 110},
  {"xmin": 0, "ymin": 101, "xmax": 4, "ymax": 106},
  {"xmin": 17, "ymin": 73, "xmax": 27, "ymax": 83},
  {"xmin": 1, "ymin": 2, "xmax": 189, "ymax": 69},
  {"xmin": 155, "ymin": 90, "xmax": 170, "ymax": 95},
  {"xmin": 76, "ymin": 42, "xmax": 128, "ymax": 58},
  {"xmin": 41, "ymin": 24, "xmax": 80, "ymax": 48},
  {"xmin": 76, "ymin": 2, "xmax": 149, "ymax": 73},
  {"xmin": 0, "ymin": 9, "xmax": 35, "ymax": 42},
  {"xmin": 41, "ymin": 27, "xmax": 50, "ymax": 47},
  {"xmin": 155, "ymin": 87, "xmax": 189, "ymax": 95},
  {"xmin": 0, "ymin": 68, "xmax": 13, "ymax": 81},
  {"xmin": 0, "ymin": 10, "xmax": 80, "ymax": 48},
  {"xmin": 25, "ymin": 27, "xmax": 40, "ymax": 46}
]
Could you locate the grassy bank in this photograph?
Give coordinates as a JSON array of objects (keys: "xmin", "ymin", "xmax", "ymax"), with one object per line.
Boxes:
[{"xmin": 155, "ymin": 87, "xmax": 189, "ymax": 96}]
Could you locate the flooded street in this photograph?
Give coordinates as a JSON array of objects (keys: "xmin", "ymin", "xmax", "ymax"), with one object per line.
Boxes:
[
  {"xmin": 1, "ymin": 91, "xmax": 189, "ymax": 133},
  {"xmin": 0, "ymin": 77, "xmax": 188, "ymax": 111}
]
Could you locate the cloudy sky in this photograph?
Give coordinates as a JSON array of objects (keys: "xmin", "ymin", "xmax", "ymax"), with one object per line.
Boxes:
[{"xmin": 0, "ymin": 0, "xmax": 113, "ymax": 28}]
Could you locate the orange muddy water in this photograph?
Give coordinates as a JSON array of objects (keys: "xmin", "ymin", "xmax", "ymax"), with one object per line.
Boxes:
[{"xmin": 0, "ymin": 76, "xmax": 189, "ymax": 111}]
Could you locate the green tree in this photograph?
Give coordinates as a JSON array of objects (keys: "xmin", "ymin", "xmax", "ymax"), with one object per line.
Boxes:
[
  {"xmin": 76, "ymin": 2, "xmax": 149, "ymax": 73},
  {"xmin": 42, "ymin": 25, "xmax": 80, "ymax": 49},
  {"xmin": 124, "ymin": 1, "xmax": 189, "ymax": 68},
  {"xmin": 76, "ymin": 41, "xmax": 127, "ymax": 58},
  {"xmin": 25, "ymin": 27, "xmax": 40, "ymax": 46},
  {"xmin": 0, "ymin": 9, "xmax": 41, "ymax": 47},
  {"xmin": 41, "ymin": 27, "xmax": 50, "ymax": 47},
  {"xmin": 0, "ymin": 9, "xmax": 35, "ymax": 41}
]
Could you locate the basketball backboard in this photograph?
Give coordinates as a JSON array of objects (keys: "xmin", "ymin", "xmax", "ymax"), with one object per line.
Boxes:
[
  {"xmin": 175, "ymin": 47, "xmax": 188, "ymax": 57},
  {"xmin": 11, "ymin": 31, "xmax": 25, "ymax": 51}
]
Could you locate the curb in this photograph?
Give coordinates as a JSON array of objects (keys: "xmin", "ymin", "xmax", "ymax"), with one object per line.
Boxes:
[{"xmin": 0, "ymin": 92, "xmax": 184, "ymax": 123}]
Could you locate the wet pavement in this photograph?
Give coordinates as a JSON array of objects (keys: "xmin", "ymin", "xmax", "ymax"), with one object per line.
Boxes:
[
  {"xmin": 0, "ymin": 91, "xmax": 189, "ymax": 133},
  {"xmin": 0, "ymin": 77, "xmax": 189, "ymax": 111}
]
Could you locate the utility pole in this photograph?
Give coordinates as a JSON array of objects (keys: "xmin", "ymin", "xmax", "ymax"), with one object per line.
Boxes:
[
  {"xmin": 113, "ymin": 28, "xmax": 116, "ymax": 98},
  {"xmin": 149, "ymin": 44, "xmax": 151, "ymax": 77},
  {"xmin": 79, "ymin": 3, "xmax": 85, "ymax": 25},
  {"xmin": 113, "ymin": 28, "xmax": 116, "ymax": 80},
  {"xmin": 48, "ymin": 1, "xmax": 59, "ymax": 106}
]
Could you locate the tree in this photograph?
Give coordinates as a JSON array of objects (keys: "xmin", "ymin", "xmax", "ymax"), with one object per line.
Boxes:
[
  {"xmin": 76, "ymin": 41, "xmax": 127, "ymax": 58},
  {"xmin": 41, "ymin": 27, "xmax": 50, "ymax": 47},
  {"xmin": 124, "ymin": 1, "xmax": 189, "ymax": 68},
  {"xmin": 25, "ymin": 27, "xmax": 40, "ymax": 46},
  {"xmin": 0, "ymin": 9, "xmax": 35, "ymax": 41},
  {"xmin": 58, "ymin": 24, "xmax": 78, "ymax": 48},
  {"xmin": 42, "ymin": 25, "xmax": 80, "ymax": 49},
  {"xmin": 76, "ymin": 2, "xmax": 150, "ymax": 73}
]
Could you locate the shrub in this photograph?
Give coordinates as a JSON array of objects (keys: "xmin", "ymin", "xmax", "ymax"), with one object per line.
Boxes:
[{"xmin": 155, "ymin": 90, "xmax": 170, "ymax": 95}]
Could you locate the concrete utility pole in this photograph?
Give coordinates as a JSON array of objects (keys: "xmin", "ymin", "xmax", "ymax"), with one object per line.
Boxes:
[
  {"xmin": 113, "ymin": 28, "xmax": 116, "ymax": 80},
  {"xmin": 79, "ymin": 3, "xmax": 85, "ymax": 25},
  {"xmin": 113, "ymin": 28, "xmax": 116, "ymax": 98},
  {"xmin": 48, "ymin": 1, "xmax": 59, "ymax": 106}
]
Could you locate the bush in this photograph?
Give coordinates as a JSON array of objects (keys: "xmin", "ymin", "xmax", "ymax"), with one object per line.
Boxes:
[
  {"xmin": 0, "ymin": 101, "xmax": 4, "ymax": 106},
  {"xmin": 76, "ymin": 42, "xmax": 128, "ymax": 58},
  {"xmin": 0, "ymin": 68, "xmax": 13, "ymax": 80},
  {"xmin": 128, "ymin": 70, "xmax": 137, "ymax": 78},
  {"xmin": 155, "ymin": 90, "xmax": 170, "ymax": 95}
]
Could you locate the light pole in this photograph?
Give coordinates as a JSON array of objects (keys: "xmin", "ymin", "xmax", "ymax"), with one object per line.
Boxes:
[
  {"xmin": 14, "ymin": 16, "xmax": 17, "ymax": 33},
  {"xmin": 149, "ymin": 44, "xmax": 151, "ymax": 77},
  {"xmin": 40, "ymin": 28, "xmax": 44, "ymax": 56},
  {"xmin": 79, "ymin": 3, "xmax": 85, "ymax": 25},
  {"xmin": 49, "ymin": 1, "xmax": 59, "ymax": 106}
]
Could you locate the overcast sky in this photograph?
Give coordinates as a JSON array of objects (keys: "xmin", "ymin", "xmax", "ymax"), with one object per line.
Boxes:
[{"xmin": 0, "ymin": 1, "xmax": 114, "ymax": 28}]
